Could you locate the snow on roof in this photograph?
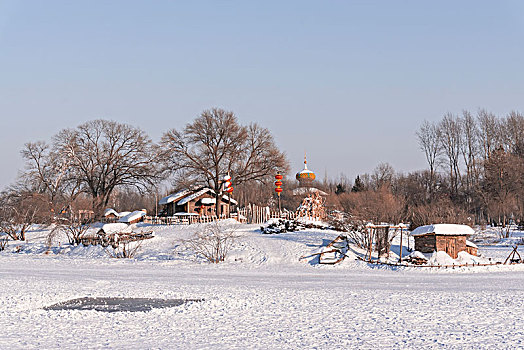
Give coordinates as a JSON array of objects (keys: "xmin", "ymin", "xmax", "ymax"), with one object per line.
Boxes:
[
  {"xmin": 161, "ymin": 187, "xmax": 237, "ymax": 206},
  {"xmin": 466, "ymin": 240, "xmax": 478, "ymax": 248},
  {"xmin": 221, "ymin": 194, "xmax": 237, "ymax": 205},
  {"xmin": 411, "ymin": 224, "xmax": 474, "ymax": 236},
  {"xmin": 103, "ymin": 208, "xmax": 119, "ymax": 217},
  {"xmin": 201, "ymin": 197, "xmax": 215, "ymax": 205},
  {"xmin": 177, "ymin": 188, "xmax": 214, "ymax": 206},
  {"xmin": 118, "ymin": 211, "xmax": 131, "ymax": 218},
  {"xmin": 118, "ymin": 210, "xmax": 146, "ymax": 223},
  {"xmin": 99, "ymin": 223, "xmax": 132, "ymax": 234},
  {"xmin": 408, "ymin": 251, "xmax": 428, "ymax": 260},
  {"xmin": 173, "ymin": 212, "xmax": 199, "ymax": 216},
  {"xmin": 159, "ymin": 189, "xmax": 192, "ymax": 205}
]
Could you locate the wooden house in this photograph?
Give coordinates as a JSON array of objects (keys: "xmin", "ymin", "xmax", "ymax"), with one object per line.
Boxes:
[
  {"xmin": 411, "ymin": 224, "xmax": 475, "ymax": 259},
  {"xmin": 158, "ymin": 187, "xmax": 237, "ymax": 217}
]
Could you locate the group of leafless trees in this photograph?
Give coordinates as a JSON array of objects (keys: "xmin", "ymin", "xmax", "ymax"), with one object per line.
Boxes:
[
  {"xmin": 317, "ymin": 109, "xmax": 524, "ymax": 229},
  {"xmin": 416, "ymin": 110, "xmax": 524, "ymax": 227},
  {"xmin": 2, "ymin": 106, "xmax": 523, "ymax": 246},
  {"xmin": 0, "ymin": 108, "xmax": 288, "ymax": 243}
]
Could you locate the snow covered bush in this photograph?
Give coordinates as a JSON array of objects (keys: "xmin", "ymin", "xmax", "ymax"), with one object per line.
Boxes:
[
  {"xmin": 496, "ymin": 226, "xmax": 512, "ymax": 239},
  {"xmin": 329, "ymin": 217, "xmax": 371, "ymax": 250},
  {"xmin": 105, "ymin": 241, "xmax": 143, "ymax": 259},
  {"xmin": 48, "ymin": 217, "xmax": 91, "ymax": 246},
  {"xmin": 180, "ymin": 222, "xmax": 240, "ymax": 263}
]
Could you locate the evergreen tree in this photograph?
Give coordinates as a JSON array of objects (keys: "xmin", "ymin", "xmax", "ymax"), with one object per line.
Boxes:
[
  {"xmin": 335, "ymin": 183, "xmax": 346, "ymax": 195},
  {"xmin": 351, "ymin": 175, "xmax": 365, "ymax": 192}
]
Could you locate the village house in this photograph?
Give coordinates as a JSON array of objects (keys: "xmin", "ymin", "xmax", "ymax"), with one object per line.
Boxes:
[
  {"xmin": 158, "ymin": 187, "xmax": 237, "ymax": 217},
  {"xmin": 411, "ymin": 224, "xmax": 476, "ymax": 259}
]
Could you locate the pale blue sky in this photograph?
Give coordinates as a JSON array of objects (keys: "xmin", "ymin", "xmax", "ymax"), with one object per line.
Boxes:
[{"xmin": 1, "ymin": 0, "xmax": 524, "ymax": 188}]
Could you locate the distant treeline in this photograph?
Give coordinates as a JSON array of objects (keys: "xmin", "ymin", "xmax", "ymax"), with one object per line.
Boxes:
[{"xmin": 2, "ymin": 108, "xmax": 523, "ymax": 235}]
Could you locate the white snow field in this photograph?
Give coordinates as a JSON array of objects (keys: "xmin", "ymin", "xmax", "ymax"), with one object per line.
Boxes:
[{"xmin": 1, "ymin": 223, "xmax": 523, "ymax": 349}]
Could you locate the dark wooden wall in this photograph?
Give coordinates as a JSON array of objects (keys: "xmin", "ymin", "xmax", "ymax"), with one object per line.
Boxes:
[
  {"xmin": 414, "ymin": 234, "xmax": 467, "ymax": 259},
  {"xmin": 414, "ymin": 234, "xmax": 437, "ymax": 253}
]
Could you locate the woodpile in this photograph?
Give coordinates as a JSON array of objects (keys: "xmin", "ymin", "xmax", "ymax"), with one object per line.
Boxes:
[{"xmin": 80, "ymin": 231, "xmax": 154, "ymax": 248}]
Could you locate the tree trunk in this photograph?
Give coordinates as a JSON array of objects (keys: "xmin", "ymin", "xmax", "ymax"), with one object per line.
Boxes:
[{"xmin": 216, "ymin": 192, "xmax": 222, "ymax": 217}]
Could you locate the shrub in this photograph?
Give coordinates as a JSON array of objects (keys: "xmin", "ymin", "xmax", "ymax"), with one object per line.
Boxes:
[{"xmin": 180, "ymin": 222, "xmax": 240, "ymax": 263}]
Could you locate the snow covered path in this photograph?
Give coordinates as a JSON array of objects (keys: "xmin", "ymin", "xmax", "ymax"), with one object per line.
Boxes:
[{"xmin": 1, "ymin": 256, "xmax": 523, "ymax": 349}]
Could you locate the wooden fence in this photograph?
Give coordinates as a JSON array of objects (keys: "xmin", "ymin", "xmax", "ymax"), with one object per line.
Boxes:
[{"xmin": 141, "ymin": 204, "xmax": 298, "ymax": 226}]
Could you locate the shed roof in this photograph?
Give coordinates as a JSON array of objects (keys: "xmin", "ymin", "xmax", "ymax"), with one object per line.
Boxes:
[
  {"xmin": 466, "ymin": 240, "xmax": 478, "ymax": 248},
  {"xmin": 103, "ymin": 208, "xmax": 119, "ymax": 217},
  {"xmin": 99, "ymin": 223, "xmax": 132, "ymax": 234},
  {"xmin": 411, "ymin": 224, "xmax": 474, "ymax": 237},
  {"xmin": 118, "ymin": 210, "xmax": 146, "ymax": 223}
]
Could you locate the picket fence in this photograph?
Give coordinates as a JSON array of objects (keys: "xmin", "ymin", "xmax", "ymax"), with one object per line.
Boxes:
[{"xmin": 142, "ymin": 204, "xmax": 298, "ymax": 226}]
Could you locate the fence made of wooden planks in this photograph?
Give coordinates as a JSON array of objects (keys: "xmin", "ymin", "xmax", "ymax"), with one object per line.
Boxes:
[
  {"xmin": 237, "ymin": 204, "xmax": 297, "ymax": 224},
  {"xmin": 142, "ymin": 204, "xmax": 295, "ymax": 226}
]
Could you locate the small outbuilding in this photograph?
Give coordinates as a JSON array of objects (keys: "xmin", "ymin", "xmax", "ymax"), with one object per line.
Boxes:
[
  {"xmin": 411, "ymin": 224, "xmax": 475, "ymax": 259},
  {"xmin": 103, "ymin": 208, "xmax": 119, "ymax": 222}
]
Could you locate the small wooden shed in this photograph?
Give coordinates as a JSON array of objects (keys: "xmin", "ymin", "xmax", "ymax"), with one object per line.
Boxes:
[
  {"xmin": 411, "ymin": 224, "xmax": 475, "ymax": 259},
  {"xmin": 103, "ymin": 208, "xmax": 119, "ymax": 222}
]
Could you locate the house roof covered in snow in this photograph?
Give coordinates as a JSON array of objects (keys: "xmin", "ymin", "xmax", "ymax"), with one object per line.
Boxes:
[
  {"xmin": 159, "ymin": 187, "xmax": 238, "ymax": 206},
  {"xmin": 158, "ymin": 189, "xmax": 193, "ymax": 205},
  {"xmin": 221, "ymin": 194, "xmax": 237, "ymax": 205},
  {"xmin": 411, "ymin": 224, "xmax": 474, "ymax": 236},
  {"xmin": 177, "ymin": 188, "xmax": 213, "ymax": 206},
  {"xmin": 118, "ymin": 210, "xmax": 146, "ymax": 223}
]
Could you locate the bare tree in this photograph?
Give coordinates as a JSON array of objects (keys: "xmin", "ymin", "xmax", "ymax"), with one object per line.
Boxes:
[
  {"xmin": 339, "ymin": 186, "xmax": 405, "ymax": 224},
  {"xmin": 416, "ymin": 120, "xmax": 441, "ymax": 195},
  {"xmin": 477, "ymin": 109, "xmax": 501, "ymax": 161},
  {"xmin": 459, "ymin": 110, "xmax": 480, "ymax": 203},
  {"xmin": 52, "ymin": 120, "xmax": 161, "ymax": 217},
  {"xmin": 503, "ymin": 111, "xmax": 524, "ymax": 155},
  {"xmin": 0, "ymin": 190, "xmax": 49, "ymax": 241},
  {"xmin": 329, "ymin": 217, "xmax": 371, "ymax": 250},
  {"xmin": 105, "ymin": 240, "xmax": 144, "ymax": 259},
  {"xmin": 482, "ymin": 148, "xmax": 518, "ymax": 227},
  {"xmin": 439, "ymin": 113, "xmax": 462, "ymax": 197},
  {"xmin": 371, "ymin": 162, "xmax": 395, "ymax": 190},
  {"xmin": 21, "ymin": 141, "xmax": 73, "ymax": 205},
  {"xmin": 161, "ymin": 108, "xmax": 289, "ymax": 215}
]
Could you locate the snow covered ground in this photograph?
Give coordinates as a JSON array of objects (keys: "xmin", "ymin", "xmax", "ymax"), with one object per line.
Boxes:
[{"xmin": 1, "ymin": 223, "xmax": 523, "ymax": 349}]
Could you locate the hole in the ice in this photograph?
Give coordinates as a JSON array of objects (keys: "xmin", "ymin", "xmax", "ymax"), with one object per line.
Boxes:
[{"xmin": 43, "ymin": 297, "xmax": 203, "ymax": 312}]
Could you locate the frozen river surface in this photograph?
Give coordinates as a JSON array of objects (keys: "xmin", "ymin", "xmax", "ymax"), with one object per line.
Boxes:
[{"xmin": 1, "ymin": 256, "xmax": 523, "ymax": 349}]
